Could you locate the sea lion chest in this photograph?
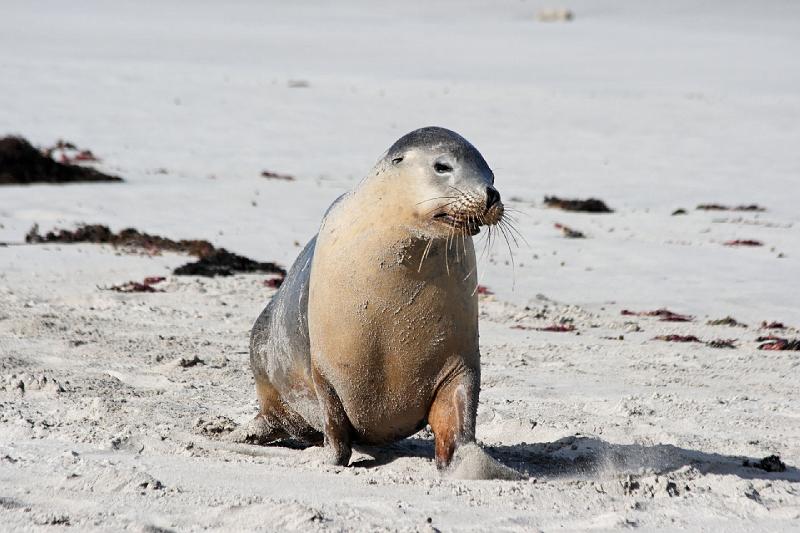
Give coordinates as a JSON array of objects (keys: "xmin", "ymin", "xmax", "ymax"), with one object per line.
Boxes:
[{"xmin": 308, "ymin": 231, "xmax": 479, "ymax": 443}]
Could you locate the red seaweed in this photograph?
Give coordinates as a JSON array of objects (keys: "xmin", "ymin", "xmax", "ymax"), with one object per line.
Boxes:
[
  {"xmin": 757, "ymin": 337, "xmax": 800, "ymax": 351},
  {"xmin": 554, "ymin": 223, "xmax": 586, "ymax": 238},
  {"xmin": 104, "ymin": 277, "xmax": 166, "ymax": 293}
]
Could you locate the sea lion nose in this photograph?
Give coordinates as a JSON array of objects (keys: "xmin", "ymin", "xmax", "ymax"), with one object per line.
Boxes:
[{"xmin": 485, "ymin": 187, "xmax": 501, "ymax": 210}]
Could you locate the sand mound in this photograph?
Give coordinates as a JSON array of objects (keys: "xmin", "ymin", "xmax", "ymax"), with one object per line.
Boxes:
[{"xmin": 446, "ymin": 443, "xmax": 524, "ymax": 480}]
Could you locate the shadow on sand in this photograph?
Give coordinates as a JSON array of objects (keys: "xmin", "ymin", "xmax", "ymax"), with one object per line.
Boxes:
[{"xmin": 352, "ymin": 435, "xmax": 799, "ymax": 482}]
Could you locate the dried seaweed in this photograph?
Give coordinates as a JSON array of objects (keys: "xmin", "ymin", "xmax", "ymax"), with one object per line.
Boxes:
[
  {"xmin": 653, "ymin": 335, "xmax": 702, "ymax": 343},
  {"xmin": 554, "ymin": 223, "xmax": 585, "ymax": 238},
  {"xmin": 25, "ymin": 224, "xmax": 286, "ymax": 278},
  {"xmin": 0, "ymin": 136, "xmax": 121, "ymax": 185},
  {"xmin": 543, "ymin": 196, "xmax": 613, "ymax": 213},
  {"xmin": 723, "ymin": 239, "xmax": 763, "ymax": 247},
  {"xmin": 621, "ymin": 309, "xmax": 693, "ymax": 322}
]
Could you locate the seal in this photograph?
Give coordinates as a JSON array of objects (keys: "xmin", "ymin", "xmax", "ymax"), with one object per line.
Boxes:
[{"xmin": 249, "ymin": 127, "xmax": 504, "ymax": 468}]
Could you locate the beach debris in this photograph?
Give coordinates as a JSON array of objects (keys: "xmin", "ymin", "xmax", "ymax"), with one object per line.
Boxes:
[
  {"xmin": 760, "ymin": 321, "xmax": 786, "ymax": 329},
  {"xmin": 706, "ymin": 339, "xmax": 737, "ymax": 349},
  {"xmin": 671, "ymin": 208, "xmax": 688, "ymax": 216},
  {"xmin": 621, "ymin": 308, "xmax": 693, "ymax": 322},
  {"xmin": 653, "ymin": 335, "xmax": 702, "ymax": 343},
  {"xmin": 178, "ymin": 355, "xmax": 204, "ymax": 368},
  {"xmin": 537, "ymin": 324, "xmax": 576, "ymax": 332},
  {"xmin": 26, "ymin": 224, "xmax": 214, "ymax": 255},
  {"xmin": 707, "ymin": 316, "xmax": 747, "ymax": 328},
  {"xmin": 697, "ymin": 204, "xmax": 765, "ymax": 212},
  {"xmin": 173, "ymin": 249, "xmax": 284, "ymax": 277},
  {"xmin": 264, "ymin": 277, "xmax": 284, "ymax": 289},
  {"xmin": 104, "ymin": 276, "xmax": 166, "ymax": 293},
  {"xmin": 654, "ymin": 335, "xmax": 737, "ymax": 348},
  {"xmin": 544, "ymin": 196, "xmax": 613, "ymax": 213},
  {"xmin": 743, "ymin": 455, "xmax": 786, "ymax": 473},
  {"xmin": 536, "ymin": 8, "xmax": 574, "ymax": 22},
  {"xmin": 0, "ymin": 136, "xmax": 121, "ymax": 185},
  {"xmin": 757, "ymin": 336, "xmax": 800, "ymax": 351},
  {"xmin": 33, "ymin": 514, "xmax": 71, "ymax": 526},
  {"xmin": 41, "ymin": 139, "xmax": 100, "ymax": 164},
  {"xmin": 260, "ymin": 170, "xmax": 295, "ymax": 181},
  {"xmin": 25, "ymin": 223, "xmax": 286, "ymax": 278},
  {"xmin": 554, "ymin": 223, "xmax": 585, "ymax": 238},
  {"xmin": 476, "ymin": 285, "xmax": 494, "ymax": 295},
  {"xmin": 513, "ymin": 321, "xmax": 575, "ymax": 332},
  {"xmin": 724, "ymin": 239, "xmax": 763, "ymax": 247}
]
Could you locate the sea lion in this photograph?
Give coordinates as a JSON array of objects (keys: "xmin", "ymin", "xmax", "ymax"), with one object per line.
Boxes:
[{"xmin": 249, "ymin": 127, "xmax": 504, "ymax": 468}]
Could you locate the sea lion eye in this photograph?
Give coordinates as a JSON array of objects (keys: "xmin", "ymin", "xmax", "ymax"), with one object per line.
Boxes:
[
  {"xmin": 434, "ymin": 162, "xmax": 452, "ymax": 174},
  {"xmin": 391, "ymin": 156, "xmax": 403, "ymax": 165}
]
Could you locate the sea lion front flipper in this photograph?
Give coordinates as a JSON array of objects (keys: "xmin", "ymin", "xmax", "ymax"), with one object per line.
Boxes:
[
  {"xmin": 311, "ymin": 365, "xmax": 354, "ymax": 466},
  {"xmin": 428, "ymin": 368, "xmax": 479, "ymax": 470}
]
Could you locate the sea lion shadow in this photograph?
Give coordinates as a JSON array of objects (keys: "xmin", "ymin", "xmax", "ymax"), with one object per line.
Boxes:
[
  {"xmin": 484, "ymin": 436, "xmax": 800, "ymax": 482},
  {"xmin": 354, "ymin": 435, "xmax": 799, "ymax": 482},
  {"xmin": 351, "ymin": 438, "xmax": 434, "ymax": 468}
]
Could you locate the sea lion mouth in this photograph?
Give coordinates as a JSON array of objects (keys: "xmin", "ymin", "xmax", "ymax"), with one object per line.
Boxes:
[
  {"xmin": 429, "ymin": 190, "xmax": 504, "ymax": 237},
  {"xmin": 433, "ymin": 212, "xmax": 484, "ymax": 236}
]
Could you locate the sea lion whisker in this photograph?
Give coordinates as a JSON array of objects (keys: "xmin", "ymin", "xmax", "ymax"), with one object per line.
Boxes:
[
  {"xmin": 496, "ymin": 222, "xmax": 517, "ymax": 290},
  {"xmin": 481, "ymin": 226, "xmax": 492, "ymax": 261},
  {"xmin": 500, "ymin": 218, "xmax": 528, "ymax": 247},
  {"xmin": 497, "ymin": 219, "xmax": 520, "ymax": 248},
  {"xmin": 470, "ymin": 257, "xmax": 489, "ymax": 296},
  {"xmin": 444, "ymin": 225, "xmax": 454, "ymax": 276},
  {"xmin": 477, "ymin": 221, "xmax": 492, "ymax": 261},
  {"xmin": 452, "ymin": 222, "xmax": 459, "ymax": 261},
  {"xmin": 470, "ymin": 233, "xmax": 490, "ymax": 294},
  {"xmin": 502, "ymin": 206, "xmax": 528, "ymax": 217},
  {"xmin": 423, "ymin": 200, "xmax": 458, "ymax": 217},
  {"xmin": 447, "ymin": 185, "xmax": 467, "ymax": 196},
  {"xmin": 460, "ymin": 226, "xmax": 467, "ymax": 264},
  {"xmin": 418, "ymin": 237, "xmax": 434, "ymax": 272},
  {"xmin": 416, "ymin": 196, "xmax": 458, "ymax": 206}
]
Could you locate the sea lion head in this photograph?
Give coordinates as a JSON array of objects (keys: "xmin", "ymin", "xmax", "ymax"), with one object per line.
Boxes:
[{"xmin": 381, "ymin": 127, "xmax": 504, "ymax": 237}]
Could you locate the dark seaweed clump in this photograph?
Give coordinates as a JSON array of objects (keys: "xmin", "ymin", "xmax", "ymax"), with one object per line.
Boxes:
[
  {"xmin": 174, "ymin": 249, "xmax": 284, "ymax": 277},
  {"xmin": 26, "ymin": 224, "xmax": 214, "ymax": 256},
  {"xmin": 0, "ymin": 136, "xmax": 121, "ymax": 185},
  {"xmin": 25, "ymin": 224, "xmax": 286, "ymax": 278},
  {"xmin": 544, "ymin": 196, "xmax": 613, "ymax": 213}
]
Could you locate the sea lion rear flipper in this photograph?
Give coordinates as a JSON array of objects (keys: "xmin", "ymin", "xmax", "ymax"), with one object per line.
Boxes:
[{"xmin": 227, "ymin": 412, "xmax": 289, "ymax": 445}]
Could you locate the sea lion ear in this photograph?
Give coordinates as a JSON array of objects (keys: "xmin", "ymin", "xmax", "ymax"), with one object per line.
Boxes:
[{"xmin": 391, "ymin": 156, "xmax": 404, "ymax": 165}]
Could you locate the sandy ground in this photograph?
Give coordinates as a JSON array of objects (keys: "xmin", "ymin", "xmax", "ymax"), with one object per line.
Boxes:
[
  {"xmin": 1, "ymin": 246, "xmax": 799, "ymax": 531},
  {"xmin": 2, "ymin": 0, "xmax": 800, "ymax": 531}
]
